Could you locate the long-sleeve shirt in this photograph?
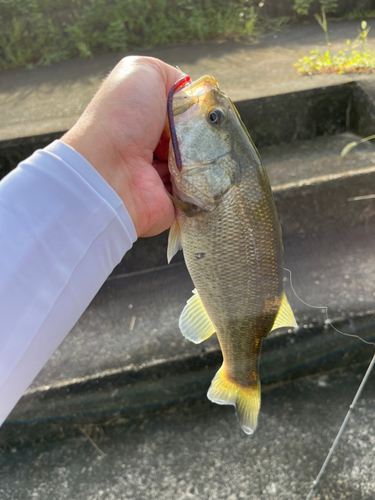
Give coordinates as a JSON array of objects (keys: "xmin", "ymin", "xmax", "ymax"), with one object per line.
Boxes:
[{"xmin": 0, "ymin": 140, "xmax": 137, "ymax": 426}]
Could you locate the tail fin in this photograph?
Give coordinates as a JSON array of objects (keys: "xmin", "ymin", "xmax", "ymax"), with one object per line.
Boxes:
[{"xmin": 207, "ymin": 366, "xmax": 261, "ymax": 435}]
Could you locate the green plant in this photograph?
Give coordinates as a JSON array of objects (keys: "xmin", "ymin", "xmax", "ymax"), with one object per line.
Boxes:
[
  {"xmin": 293, "ymin": 0, "xmax": 337, "ymax": 16},
  {"xmin": 315, "ymin": 8, "xmax": 330, "ymax": 47},
  {"xmin": 242, "ymin": 6, "xmax": 259, "ymax": 37},
  {"xmin": 345, "ymin": 10, "xmax": 375, "ymax": 20},
  {"xmin": 319, "ymin": 0, "xmax": 338, "ymax": 14},
  {"xmin": 353, "ymin": 20, "xmax": 371, "ymax": 48},
  {"xmin": 341, "ymin": 134, "xmax": 375, "ymax": 157},
  {"xmin": 293, "ymin": 0, "xmax": 312, "ymax": 16},
  {"xmin": 0, "ymin": 0, "xmax": 290, "ymax": 71},
  {"xmin": 103, "ymin": 19, "xmax": 128, "ymax": 52},
  {"xmin": 295, "ymin": 15, "xmax": 375, "ymax": 75}
]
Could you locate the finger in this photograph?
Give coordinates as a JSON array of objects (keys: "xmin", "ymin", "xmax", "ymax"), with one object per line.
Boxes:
[{"xmin": 154, "ymin": 60, "xmax": 185, "ymax": 98}]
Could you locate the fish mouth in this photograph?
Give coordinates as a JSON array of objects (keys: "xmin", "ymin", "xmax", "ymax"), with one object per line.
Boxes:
[
  {"xmin": 172, "ymin": 75, "xmax": 221, "ymax": 117},
  {"xmin": 180, "ymin": 75, "xmax": 220, "ymax": 97}
]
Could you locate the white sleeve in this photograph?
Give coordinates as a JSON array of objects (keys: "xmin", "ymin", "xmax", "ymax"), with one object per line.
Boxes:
[{"xmin": 0, "ymin": 140, "xmax": 137, "ymax": 426}]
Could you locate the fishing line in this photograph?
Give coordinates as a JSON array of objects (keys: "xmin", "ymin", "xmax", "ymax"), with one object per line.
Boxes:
[
  {"xmin": 284, "ymin": 267, "xmax": 375, "ymax": 347},
  {"xmin": 305, "ymin": 353, "xmax": 375, "ymax": 500},
  {"xmin": 284, "ymin": 267, "xmax": 375, "ymax": 498}
]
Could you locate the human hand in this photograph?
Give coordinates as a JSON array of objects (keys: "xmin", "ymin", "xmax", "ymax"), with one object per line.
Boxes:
[{"xmin": 62, "ymin": 56, "xmax": 183, "ymax": 237}]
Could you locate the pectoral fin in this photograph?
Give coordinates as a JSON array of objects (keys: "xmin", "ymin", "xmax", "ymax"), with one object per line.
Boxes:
[
  {"xmin": 179, "ymin": 289, "xmax": 215, "ymax": 343},
  {"xmin": 167, "ymin": 220, "xmax": 182, "ymax": 263},
  {"xmin": 270, "ymin": 293, "xmax": 297, "ymax": 332},
  {"xmin": 165, "ymin": 190, "xmax": 196, "ymax": 214}
]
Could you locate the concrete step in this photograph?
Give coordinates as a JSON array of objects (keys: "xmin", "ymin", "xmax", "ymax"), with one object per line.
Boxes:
[
  {"xmin": 9, "ymin": 222, "xmax": 375, "ymax": 423},
  {"xmin": 1, "ymin": 365, "xmax": 375, "ymax": 500},
  {"xmin": 262, "ymin": 132, "xmax": 375, "ymax": 184},
  {"xmin": 5, "ymin": 80, "xmax": 375, "ymax": 425},
  {"xmin": 3, "ymin": 21, "xmax": 375, "ymax": 500}
]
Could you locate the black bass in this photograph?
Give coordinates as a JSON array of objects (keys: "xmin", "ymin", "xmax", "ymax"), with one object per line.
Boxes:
[{"xmin": 167, "ymin": 75, "xmax": 296, "ymax": 434}]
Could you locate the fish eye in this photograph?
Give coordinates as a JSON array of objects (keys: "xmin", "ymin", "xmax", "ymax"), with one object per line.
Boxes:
[{"xmin": 208, "ymin": 108, "xmax": 225, "ymax": 125}]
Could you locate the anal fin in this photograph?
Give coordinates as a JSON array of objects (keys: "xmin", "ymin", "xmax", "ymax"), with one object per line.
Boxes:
[{"xmin": 179, "ymin": 289, "xmax": 215, "ymax": 344}]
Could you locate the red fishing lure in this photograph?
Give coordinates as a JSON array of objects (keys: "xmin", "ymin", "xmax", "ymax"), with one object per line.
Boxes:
[{"xmin": 167, "ymin": 75, "xmax": 191, "ymax": 171}]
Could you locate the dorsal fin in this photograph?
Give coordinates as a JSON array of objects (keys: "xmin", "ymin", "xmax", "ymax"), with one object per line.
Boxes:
[
  {"xmin": 179, "ymin": 289, "xmax": 215, "ymax": 344},
  {"xmin": 270, "ymin": 293, "xmax": 297, "ymax": 332}
]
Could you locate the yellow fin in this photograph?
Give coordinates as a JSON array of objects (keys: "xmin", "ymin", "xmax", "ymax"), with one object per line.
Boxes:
[
  {"xmin": 167, "ymin": 220, "xmax": 182, "ymax": 263},
  {"xmin": 271, "ymin": 293, "xmax": 297, "ymax": 331},
  {"xmin": 166, "ymin": 191, "xmax": 187, "ymax": 210},
  {"xmin": 207, "ymin": 366, "xmax": 260, "ymax": 435},
  {"xmin": 179, "ymin": 289, "xmax": 215, "ymax": 344}
]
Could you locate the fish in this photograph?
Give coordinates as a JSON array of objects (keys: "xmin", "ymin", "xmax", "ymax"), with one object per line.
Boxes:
[{"xmin": 166, "ymin": 75, "xmax": 297, "ymax": 434}]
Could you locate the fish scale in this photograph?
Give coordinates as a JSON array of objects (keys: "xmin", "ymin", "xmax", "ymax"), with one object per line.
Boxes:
[
  {"xmin": 180, "ymin": 176, "xmax": 282, "ymax": 380},
  {"xmin": 167, "ymin": 75, "xmax": 296, "ymax": 434}
]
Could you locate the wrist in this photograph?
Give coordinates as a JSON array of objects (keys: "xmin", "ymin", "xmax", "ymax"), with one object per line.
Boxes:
[{"xmin": 61, "ymin": 128, "xmax": 141, "ymax": 237}]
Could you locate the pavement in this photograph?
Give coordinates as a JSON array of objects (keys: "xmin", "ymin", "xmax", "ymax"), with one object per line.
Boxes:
[
  {"xmin": 2, "ymin": 18, "xmax": 375, "ymax": 500},
  {"xmin": 1, "ymin": 366, "xmax": 375, "ymax": 500},
  {"xmin": 1, "ymin": 20, "xmax": 375, "ymax": 143}
]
